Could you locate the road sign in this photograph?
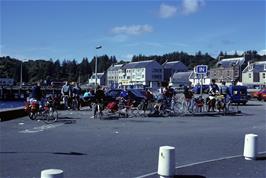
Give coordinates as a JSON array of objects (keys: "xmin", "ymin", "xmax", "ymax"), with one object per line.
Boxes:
[{"xmin": 195, "ymin": 65, "xmax": 208, "ymax": 74}]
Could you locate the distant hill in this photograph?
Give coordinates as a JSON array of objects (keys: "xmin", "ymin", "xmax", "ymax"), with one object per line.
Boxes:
[{"xmin": 0, "ymin": 50, "xmax": 265, "ymax": 83}]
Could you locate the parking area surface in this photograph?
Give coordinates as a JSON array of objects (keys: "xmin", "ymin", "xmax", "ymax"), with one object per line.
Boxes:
[{"xmin": 0, "ymin": 100, "xmax": 266, "ymax": 178}]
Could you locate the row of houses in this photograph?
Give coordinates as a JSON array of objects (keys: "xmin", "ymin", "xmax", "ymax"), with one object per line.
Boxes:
[
  {"xmin": 89, "ymin": 57, "xmax": 266, "ymax": 88},
  {"xmin": 89, "ymin": 60, "xmax": 188, "ymax": 88}
]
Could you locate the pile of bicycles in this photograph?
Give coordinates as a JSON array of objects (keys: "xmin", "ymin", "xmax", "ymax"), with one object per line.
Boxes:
[{"xmin": 24, "ymin": 98, "xmax": 58, "ymax": 124}]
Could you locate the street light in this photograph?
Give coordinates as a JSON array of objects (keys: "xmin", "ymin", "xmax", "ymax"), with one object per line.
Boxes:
[
  {"xmin": 19, "ymin": 59, "xmax": 27, "ymax": 97},
  {"xmin": 20, "ymin": 61, "xmax": 23, "ymax": 89},
  {"xmin": 20, "ymin": 59, "xmax": 27, "ymax": 88},
  {"xmin": 95, "ymin": 45, "xmax": 102, "ymax": 90}
]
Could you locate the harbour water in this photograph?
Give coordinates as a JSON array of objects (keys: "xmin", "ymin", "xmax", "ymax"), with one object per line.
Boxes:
[{"xmin": 0, "ymin": 101, "xmax": 25, "ymax": 110}]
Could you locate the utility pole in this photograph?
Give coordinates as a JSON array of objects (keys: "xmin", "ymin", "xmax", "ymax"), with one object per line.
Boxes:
[{"xmin": 95, "ymin": 45, "xmax": 102, "ymax": 91}]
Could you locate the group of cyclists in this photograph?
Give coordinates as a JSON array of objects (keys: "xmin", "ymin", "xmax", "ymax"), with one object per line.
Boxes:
[
  {"xmin": 28, "ymin": 81, "xmax": 83, "ymax": 111},
  {"xmin": 27, "ymin": 78, "xmax": 233, "ymax": 120}
]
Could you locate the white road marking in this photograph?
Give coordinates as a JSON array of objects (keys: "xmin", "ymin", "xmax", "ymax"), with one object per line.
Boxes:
[
  {"xmin": 135, "ymin": 151, "xmax": 266, "ymax": 178},
  {"xmin": 19, "ymin": 123, "xmax": 64, "ymax": 133}
]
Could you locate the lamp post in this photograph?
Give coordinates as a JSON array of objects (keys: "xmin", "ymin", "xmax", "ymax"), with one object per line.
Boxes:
[
  {"xmin": 95, "ymin": 45, "xmax": 102, "ymax": 90},
  {"xmin": 20, "ymin": 61, "xmax": 23, "ymax": 89}
]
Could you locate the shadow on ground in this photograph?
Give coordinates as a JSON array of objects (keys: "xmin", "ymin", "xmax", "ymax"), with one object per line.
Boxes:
[
  {"xmin": 0, "ymin": 151, "xmax": 87, "ymax": 156},
  {"xmin": 56, "ymin": 116, "xmax": 80, "ymax": 124}
]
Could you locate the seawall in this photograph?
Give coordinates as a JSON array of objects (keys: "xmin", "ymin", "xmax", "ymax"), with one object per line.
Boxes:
[{"xmin": 0, "ymin": 107, "xmax": 27, "ymax": 122}]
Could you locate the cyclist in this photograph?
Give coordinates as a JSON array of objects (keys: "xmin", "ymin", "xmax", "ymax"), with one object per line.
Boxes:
[
  {"xmin": 72, "ymin": 82, "xmax": 82, "ymax": 110},
  {"xmin": 208, "ymin": 79, "xmax": 219, "ymax": 112},
  {"xmin": 220, "ymin": 81, "xmax": 229, "ymax": 108},
  {"xmin": 93, "ymin": 85, "xmax": 105, "ymax": 119},
  {"xmin": 183, "ymin": 86, "xmax": 193, "ymax": 113},
  {"xmin": 61, "ymin": 81, "xmax": 72, "ymax": 109},
  {"xmin": 31, "ymin": 81, "xmax": 44, "ymax": 109}
]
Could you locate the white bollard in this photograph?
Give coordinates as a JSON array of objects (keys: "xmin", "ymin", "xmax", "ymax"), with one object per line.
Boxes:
[
  {"xmin": 243, "ymin": 134, "xmax": 258, "ymax": 160},
  {"xmin": 41, "ymin": 169, "xmax": 64, "ymax": 178},
  {"xmin": 158, "ymin": 146, "xmax": 175, "ymax": 178}
]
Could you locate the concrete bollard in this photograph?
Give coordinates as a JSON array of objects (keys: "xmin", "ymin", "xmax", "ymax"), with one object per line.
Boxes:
[
  {"xmin": 158, "ymin": 146, "xmax": 175, "ymax": 178},
  {"xmin": 41, "ymin": 169, "xmax": 64, "ymax": 178},
  {"xmin": 243, "ymin": 134, "xmax": 258, "ymax": 160}
]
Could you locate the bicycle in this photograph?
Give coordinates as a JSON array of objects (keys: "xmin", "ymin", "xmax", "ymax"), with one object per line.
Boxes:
[
  {"xmin": 71, "ymin": 95, "xmax": 80, "ymax": 110},
  {"xmin": 224, "ymin": 98, "xmax": 239, "ymax": 114},
  {"xmin": 25, "ymin": 98, "xmax": 58, "ymax": 124}
]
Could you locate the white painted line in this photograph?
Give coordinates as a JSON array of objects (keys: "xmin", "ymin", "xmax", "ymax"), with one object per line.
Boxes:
[
  {"xmin": 135, "ymin": 151, "xmax": 266, "ymax": 178},
  {"xmin": 19, "ymin": 123, "xmax": 64, "ymax": 133}
]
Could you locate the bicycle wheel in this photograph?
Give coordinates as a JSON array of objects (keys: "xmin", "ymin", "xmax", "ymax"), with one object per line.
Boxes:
[
  {"xmin": 173, "ymin": 102, "xmax": 184, "ymax": 115},
  {"xmin": 43, "ymin": 108, "xmax": 58, "ymax": 124},
  {"xmin": 227, "ymin": 101, "xmax": 237, "ymax": 114},
  {"xmin": 129, "ymin": 107, "xmax": 140, "ymax": 117},
  {"xmin": 161, "ymin": 110, "xmax": 170, "ymax": 117},
  {"xmin": 94, "ymin": 104, "xmax": 103, "ymax": 119},
  {"xmin": 29, "ymin": 112, "xmax": 37, "ymax": 120}
]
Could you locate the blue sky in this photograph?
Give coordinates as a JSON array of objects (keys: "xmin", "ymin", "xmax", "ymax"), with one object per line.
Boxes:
[{"xmin": 1, "ymin": 0, "xmax": 265, "ymax": 62}]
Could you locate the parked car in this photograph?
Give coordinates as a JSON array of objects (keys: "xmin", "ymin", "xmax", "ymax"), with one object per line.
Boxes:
[
  {"xmin": 105, "ymin": 89, "xmax": 146, "ymax": 106},
  {"xmin": 252, "ymin": 88, "xmax": 266, "ymax": 101}
]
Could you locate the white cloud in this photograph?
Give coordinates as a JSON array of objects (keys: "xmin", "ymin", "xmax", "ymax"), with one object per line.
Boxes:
[
  {"xmin": 159, "ymin": 3, "xmax": 177, "ymax": 18},
  {"xmin": 111, "ymin": 24, "xmax": 153, "ymax": 35},
  {"xmin": 258, "ymin": 49, "xmax": 266, "ymax": 55},
  {"xmin": 181, "ymin": 0, "xmax": 205, "ymax": 15}
]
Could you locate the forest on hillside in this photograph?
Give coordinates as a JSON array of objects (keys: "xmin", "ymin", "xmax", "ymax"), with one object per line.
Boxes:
[{"xmin": 0, "ymin": 50, "xmax": 264, "ymax": 84}]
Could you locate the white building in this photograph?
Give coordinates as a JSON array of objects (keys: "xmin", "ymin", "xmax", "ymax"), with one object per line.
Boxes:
[
  {"xmin": 106, "ymin": 64, "xmax": 124, "ymax": 88},
  {"xmin": 117, "ymin": 60, "xmax": 163, "ymax": 88},
  {"xmin": 242, "ymin": 61, "xmax": 266, "ymax": 86},
  {"xmin": 88, "ymin": 73, "xmax": 106, "ymax": 86}
]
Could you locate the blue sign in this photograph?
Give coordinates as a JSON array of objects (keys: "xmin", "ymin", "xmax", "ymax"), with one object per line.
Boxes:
[{"xmin": 196, "ymin": 65, "xmax": 208, "ymax": 74}]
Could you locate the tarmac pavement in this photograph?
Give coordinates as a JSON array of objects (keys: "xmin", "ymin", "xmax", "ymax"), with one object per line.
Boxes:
[{"xmin": 0, "ymin": 100, "xmax": 265, "ymax": 178}]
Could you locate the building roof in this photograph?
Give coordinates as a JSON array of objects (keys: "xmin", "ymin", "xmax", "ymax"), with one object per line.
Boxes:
[
  {"xmin": 91, "ymin": 73, "xmax": 105, "ymax": 79},
  {"xmin": 107, "ymin": 64, "xmax": 124, "ymax": 71},
  {"xmin": 121, "ymin": 60, "xmax": 159, "ymax": 69},
  {"xmin": 172, "ymin": 71, "xmax": 192, "ymax": 83},
  {"xmin": 189, "ymin": 71, "xmax": 209, "ymax": 79},
  {"xmin": 163, "ymin": 61, "xmax": 182, "ymax": 68},
  {"xmin": 216, "ymin": 57, "xmax": 245, "ymax": 68},
  {"xmin": 242, "ymin": 61, "xmax": 266, "ymax": 73}
]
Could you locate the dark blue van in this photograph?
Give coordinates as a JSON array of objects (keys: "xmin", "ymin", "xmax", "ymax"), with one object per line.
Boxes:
[{"xmin": 228, "ymin": 85, "xmax": 248, "ymax": 105}]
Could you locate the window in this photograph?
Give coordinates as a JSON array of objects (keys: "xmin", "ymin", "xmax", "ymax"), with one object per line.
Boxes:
[
  {"xmin": 127, "ymin": 76, "xmax": 130, "ymax": 79},
  {"xmin": 249, "ymin": 73, "xmax": 252, "ymax": 78},
  {"xmin": 248, "ymin": 64, "xmax": 253, "ymax": 71},
  {"xmin": 263, "ymin": 73, "xmax": 266, "ymax": 79}
]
